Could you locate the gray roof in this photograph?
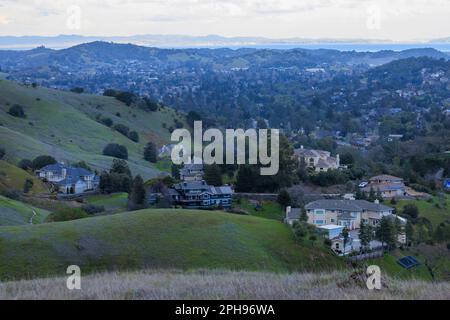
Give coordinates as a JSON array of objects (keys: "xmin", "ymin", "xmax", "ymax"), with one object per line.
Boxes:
[
  {"xmin": 40, "ymin": 163, "xmax": 93, "ymax": 177},
  {"xmin": 174, "ymin": 180, "xmax": 209, "ymax": 191},
  {"xmin": 287, "ymin": 208, "xmax": 301, "ymax": 220},
  {"xmin": 305, "ymin": 200, "xmax": 393, "ymax": 212}
]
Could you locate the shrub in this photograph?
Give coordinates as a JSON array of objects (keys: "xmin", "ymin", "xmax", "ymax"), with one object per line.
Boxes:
[
  {"xmin": 99, "ymin": 117, "xmax": 113, "ymax": 127},
  {"xmin": 23, "ymin": 178, "xmax": 34, "ymax": 193},
  {"xmin": 128, "ymin": 131, "xmax": 139, "ymax": 142},
  {"xmin": 113, "ymin": 123, "xmax": 130, "ymax": 137},
  {"xmin": 103, "ymin": 144, "xmax": 128, "ymax": 159},
  {"xmin": 0, "ymin": 147, "xmax": 5, "ymax": 160},
  {"xmin": 81, "ymin": 204, "xmax": 105, "ymax": 215},
  {"xmin": 70, "ymin": 87, "xmax": 84, "ymax": 94},
  {"xmin": 8, "ymin": 104, "xmax": 26, "ymax": 118},
  {"xmin": 402, "ymin": 203, "xmax": 419, "ymax": 219},
  {"xmin": 18, "ymin": 159, "xmax": 32, "ymax": 170},
  {"xmin": 1, "ymin": 189, "xmax": 21, "ymax": 200},
  {"xmin": 115, "ymin": 91, "xmax": 136, "ymax": 106},
  {"xmin": 46, "ymin": 208, "xmax": 89, "ymax": 222},
  {"xmin": 31, "ymin": 155, "xmax": 57, "ymax": 170}
]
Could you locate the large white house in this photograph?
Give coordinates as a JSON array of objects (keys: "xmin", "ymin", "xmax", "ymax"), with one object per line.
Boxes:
[
  {"xmin": 294, "ymin": 146, "xmax": 340, "ymax": 172},
  {"xmin": 37, "ymin": 163, "xmax": 99, "ymax": 194}
]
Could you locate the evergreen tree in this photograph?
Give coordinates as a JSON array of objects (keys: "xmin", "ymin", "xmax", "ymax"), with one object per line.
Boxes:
[
  {"xmin": 235, "ymin": 165, "xmax": 256, "ymax": 192},
  {"xmin": 376, "ymin": 216, "xmax": 397, "ymax": 251},
  {"xmin": 368, "ymin": 187, "xmax": 376, "ymax": 202},
  {"xmin": 143, "ymin": 142, "xmax": 157, "ymax": 163},
  {"xmin": 405, "ymin": 220, "xmax": 415, "ymax": 246},
  {"xmin": 203, "ymin": 164, "xmax": 223, "ymax": 186},
  {"xmin": 342, "ymin": 228, "xmax": 350, "ymax": 255},
  {"xmin": 277, "ymin": 189, "xmax": 291, "ymax": 208},
  {"xmin": 359, "ymin": 220, "xmax": 373, "ymax": 252},
  {"xmin": 128, "ymin": 175, "xmax": 146, "ymax": 210}
]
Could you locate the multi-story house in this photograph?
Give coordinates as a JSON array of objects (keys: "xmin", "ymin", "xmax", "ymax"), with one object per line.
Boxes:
[
  {"xmin": 169, "ymin": 180, "xmax": 233, "ymax": 209},
  {"xmin": 294, "ymin": 146, "xmax": 340, "ymax": 172},
  {"xmin": 179, "ymin": 163, "xmax": 204, "ymax": 181},
  {"xmin": 362, "ymin": 174, "xmax": 406, "ymax": 199},
  {"xmin": 37, "ymin": 163, "xmax": 99, "ymax": 194},
  {"xmin": 303, "ymin": 199, "xmax": 394, "ymax": 230}
]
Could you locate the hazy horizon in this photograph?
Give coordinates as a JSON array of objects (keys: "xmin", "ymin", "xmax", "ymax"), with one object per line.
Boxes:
[{"xmin": 0, "ymin": 0, "xmax": 449, "ymax": 42}]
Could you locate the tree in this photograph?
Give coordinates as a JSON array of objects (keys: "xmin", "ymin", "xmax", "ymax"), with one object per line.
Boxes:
[
  {"xmin": 128, "ymin": 131, "xmax": 139, "ymax": 143},
  {"xmin": 0, "ymin": 148, "xmax": 5, "ymax": 160},
  {"xmin": 204, "ymin": 165, "xmax": 223, "ymax": 186},
  {"xmin": 8, "ymin": 104, "xmax": 26, "ymax": 118},
  {"xmin": 128, "ymin": 175, "xmax": 146, "ymax": 210},
  {"xmin": 277, "ymin": 189, "xmax": 291, "ymax": 208},
  {"xmin": 342, "ymin": 228, "xmax": 350, "ymax": 255},
  {"xmin": 110, "ymin": 159, "xmax": 132, "ymax": 177},
  {"xmin": 23, "ymin": 178, "xmax": 34, "ymax": 193},
  {"xmin": 31, "ymin": 155, "xmax": 57, "ymax": 170},
  {"xmin": 402, "ymin": 204, "xmax": 419, "ymax": 220},
  {"xmin": 405, "ymin": 220, "xmax": 415, "ymax": 247},
  {"xmin": 113, "ymin": 124, "xmax": 130, "ymax": 137},
  {"xmin": 143, "ymin": 142, "xmax": 157, "ymax": 163},
  {"xmin": 359, "ymin": 221, "xmax": 373, "ymax": 252},
  {"xmin": 376, "ymin": 216, "xmax": 397, "ymax": 251},
  {"xmin": 103, "ymin": 143, "xmax": 128, "ymax": 159},
  {"xmin": 235, "ymin": 165, "xmax": 257, "ymax": 192},
  {"xmin": 18, "ymin": 159, "xmax": 32, "ymax": 170},
  {"xmin": 368, "ymin": 187, "xmax": 376, "ymax": 202},
  {"xmin": 70, "ymin": 87, "xmax": 84, "ymax": 94}
]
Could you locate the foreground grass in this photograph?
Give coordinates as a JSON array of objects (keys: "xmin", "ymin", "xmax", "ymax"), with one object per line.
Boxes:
[
  {"xmin": 0, "ymin": 209, "xmax": 342, "ymax": 281},
  {"xmin": 0, "ymin": 195, "xmax": 51, "ymax": 226},
  {"xmin": 1, "ymin": 269, "xmax": 449, "ymax": 300}
]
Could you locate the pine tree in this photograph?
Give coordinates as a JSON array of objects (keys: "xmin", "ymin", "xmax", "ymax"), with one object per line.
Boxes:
[
  {"xmin": 368, "ymin": 187, "xmax": 376, "ymax": 202},
  {"xmin": 128, "ymin": 175, "xmax": 146, "ymax": 210},
  {"xmin": 359, "ymin": 220, "xmax": 373, "ymax": 252},
  {"xmin": 376, "ymin": 217, "xmax": 397, "ymax": 251},
  {"xmin": 405, "ymin": 220, "xmax": 414, "ymax": 246},
  {"xmin": 204, "ymin": 164, "xmax": 223, "ymax": 186},
  {"xmin": 143, "ymin": 142, "xmax": 157, "ymax": 163}
]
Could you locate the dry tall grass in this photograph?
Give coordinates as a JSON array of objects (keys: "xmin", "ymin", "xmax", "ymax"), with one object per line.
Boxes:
[{"xmin": 1, "ymin": 269, "xmax": 449, "ymax": 300}]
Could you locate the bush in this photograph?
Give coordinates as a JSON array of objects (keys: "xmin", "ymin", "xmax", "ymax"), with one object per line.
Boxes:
[
  {"xmin": 70, "ymin": 87, "xmax": 84, "ymax": 94},
  {"xmin": 18, "ymin": 159, "xmax": 33, "ymax": 170},
  {"xmin": 402, "ymin": 203, "xmax": 419, "ymax": 220},
  {"xmin": 143, "ymin": 142, "xmax": 157, "ymax": 163},
  {"xmin": 8, "ymin": 104, "xmax": 26, "ymax": 118},
  {"xmin": 113, "ymin": 123, "xmax": 130, "ymax": 137},
  {"xmin": 0, "ymin": 148, "xmax": 5, "ymax": 160},
  {"xmin": 46, "ymin": 208, "xmax": 89, "ymax": 222},
  {"xmin": 103, "ymin": 89, "xmax": 117, "ymax": 97},
  {"xmin": 1, "ymin": 189, "xmax": 21, "ymax": 200},
  {"xmin": 99, "ymin": 117, "xmax": 113, "ymax": 127},
  {"xmin": 103, "ymin": 144, "xmax": 128, "ymax": 159},
  {"xmin": 31, "ymin": 155, "xmax": 57, "ymax": 170},
  {"xmin": 115, "ymin": 91, "xmax": 136, "ymax": 106},
  {"xmin": 81, "ymin": 204, "xmax": 105, "ymax": 215},
  {"xmin": 128, "ymin": 131, "xmax": 139, "ymax": 143},
  {"xmin": 23, "ymin": 178, "xmax": 34, "ymax": 193}
]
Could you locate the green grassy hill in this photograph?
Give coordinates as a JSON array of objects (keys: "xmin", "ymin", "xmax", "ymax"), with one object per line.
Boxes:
[
  {"xmin": 0, "ymin": 209, "xmax": 342, "ymax": 280},
  {"xmin": 0, "ymin": 160, "xmax": 48, "ymax": 194},
  {"xmin": 0, "ymin": 195, "xmax": 51, "ymax": 226},
  {"xmin": 0, "ymin": 78, "xmax": 184, "ymax": 179}
]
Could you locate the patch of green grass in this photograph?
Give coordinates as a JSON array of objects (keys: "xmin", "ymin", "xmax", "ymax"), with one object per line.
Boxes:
[
  {"xmin": 85, "ymin": 192, "xmax": 128, "ymax": 213},
  {"xmin": 0, "ymin": 209, "xmax": 343, "ymax": 280},
  {"xmin": 235, "ymin": 198, "xmax": 284, "ymax": 221},
  {"xmin": 0, "ymin": 195, "xmax": 51, "ymax": 226},
  {"xmin": 0, "ymin": 160, "xmax": 47, "ymax": 194},
  {"xmin": 394, "ymin": 195, "xmax": 450, "ymax": 227},
  {"xmin": 154, "ymin": 158, "xmax": 172, "ymax": 173}
]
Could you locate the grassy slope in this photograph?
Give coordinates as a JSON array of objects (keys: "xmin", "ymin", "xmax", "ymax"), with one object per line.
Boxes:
[
  {"xmin": 236, "ymin": 198, "xmax": 284, "ymax": 221},
  {"xmin": 0, "ymin": 160, "xmax": 48, "ymax": 194},
  {"xmin": 0, "ymin": 195, "xmax": 50, "ymax": 226},
  {"xmin": 394, "ymin": 195, "xmax": 450, "ymax": 227},
  {"xmin": 0, "ymin": 209, "xmax": 342, "ymax": 280},
  {"xmin": 0, "ymin": 78, "xmax": 184, "ymax": 179}
]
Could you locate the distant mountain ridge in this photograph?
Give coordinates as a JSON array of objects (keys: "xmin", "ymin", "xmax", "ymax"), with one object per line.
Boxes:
[{"xmin": 1, "ymin": 34, "xmax": 450, "ymax": 50}]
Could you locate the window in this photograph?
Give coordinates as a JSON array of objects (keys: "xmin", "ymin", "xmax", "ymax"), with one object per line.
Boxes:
[
  {"xmin": 314, "ymin": 220, "xmax": 324, "ymax": 225},
  {"xmin": 315, "ymin": 209, "xmax": 325, "ymax": 215},
  {"xmin": 330, "ymin": 219, "xmax": 335, "ymax": 223}
]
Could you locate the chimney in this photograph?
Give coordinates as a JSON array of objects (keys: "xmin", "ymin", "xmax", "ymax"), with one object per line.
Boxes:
[{"xmin": 286, "ymin": 206, "xmax": 291, "ymax": 219}]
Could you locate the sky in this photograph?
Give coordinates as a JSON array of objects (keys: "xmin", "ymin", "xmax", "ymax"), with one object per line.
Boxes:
[{"xmin": 0, "ymin": 0, "xmax": 449, "ymax": 41}]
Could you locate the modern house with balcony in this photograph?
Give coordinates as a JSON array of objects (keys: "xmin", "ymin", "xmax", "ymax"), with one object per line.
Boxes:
[{"xmin": 169, "ymin": 180, "xmax": 233, "ymax": 209}]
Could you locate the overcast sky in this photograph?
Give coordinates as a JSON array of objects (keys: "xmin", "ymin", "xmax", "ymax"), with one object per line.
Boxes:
[{"xmin": 0, "ymin": 0, "xmax": 449, "ymax": 41}]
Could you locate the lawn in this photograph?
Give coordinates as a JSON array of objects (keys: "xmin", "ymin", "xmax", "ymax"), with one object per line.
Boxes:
[
  {"xmin": 85, "ymin": 192, "xmax": 128, "ymax": 213},
  {"xmin": 235, "ymin": 198, "xmax": 285, "ymax": 221},
  {"xmin": 394, "ymin": 195, "xmax": 450, "ymax": 227},
  {"xmin": 0, "ymin": 209, "xmax": 343, "ymax": 280},
  {"xmin": 0, "ymin": 195, "xmax": 51, "ymax": 226}
]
